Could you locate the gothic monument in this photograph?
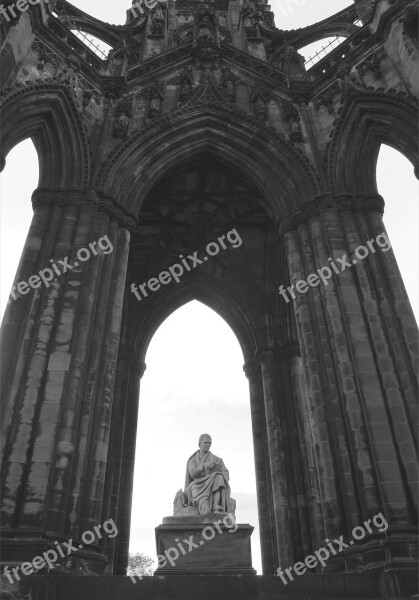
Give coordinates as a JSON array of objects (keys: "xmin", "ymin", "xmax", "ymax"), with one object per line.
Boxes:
[{"xmin": 0, "ymin": 0, "xmax": 418, "ymax": 597}]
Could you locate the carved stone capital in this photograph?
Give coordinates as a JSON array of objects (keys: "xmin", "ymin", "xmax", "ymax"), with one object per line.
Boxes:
[
  {"xmin": 335, "ymin": 193, "xmax": 385, "ymax": 214},
  {"xmin": 255, "ymin": 347, "xmax": 276, "ymax": 364},
  {"xmin": 243, "ymin": 360, "xmax": 260, "ymax": 380},
  {"xmin": 32, "ymin": 187, "xmax": 139, "ymax": 232},
  {"xmin": 134, "ymin": 361, "xmax": 147, "ymax": 380},
  {"xmin": 277, "ymin": 198, "xmax": 321, "ymax": 237}
]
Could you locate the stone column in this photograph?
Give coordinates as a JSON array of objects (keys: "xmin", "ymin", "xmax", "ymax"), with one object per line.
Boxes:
[
  {"xmin": 278, "ymin": 192, "xmax": 418, "ymax": 570},
  {"xmin": 277, "ymin": 342, "xmax": 320, "ymax": 557},
  {"xmin": 0, "ymin": 187, "xmax": 137, "ymax": 573},
  {"xmin": 243, "ymin": 360, "xmax": 276, "ymax": 574},
  {"xmin": 256, "ymin": 348, "xmax": 295, "ymax": 569},
  {"xmin": 109, "ymin": 359, "xmax": 146, "ymax": 576}
]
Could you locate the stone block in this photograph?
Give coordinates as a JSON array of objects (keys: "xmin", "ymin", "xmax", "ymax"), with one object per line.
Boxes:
[{"xmin": 155, "ymin": 520, "xmax": 256, "ymax": 574}]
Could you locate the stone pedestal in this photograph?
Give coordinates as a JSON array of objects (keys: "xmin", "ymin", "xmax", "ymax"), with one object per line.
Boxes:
[{"xmin": 155, "ymin": 516, "xmax": 256, "ymax": 574}]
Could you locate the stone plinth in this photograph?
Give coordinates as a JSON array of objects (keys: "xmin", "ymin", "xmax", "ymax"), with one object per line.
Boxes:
[{"xmin": 155, "ymin": 518, "xmax": 256, "ymax": 574}]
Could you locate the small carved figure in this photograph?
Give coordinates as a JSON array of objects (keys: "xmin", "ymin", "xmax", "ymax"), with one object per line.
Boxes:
[
  {"xmin": 147, "ymin": 85, "xmax": 164, "ymax": 118},
  {"xmin": 198, "ymin": 15, "xmax": 214, "ymax": 42},
  {"xmin": 113, "ymin": 95, "xmax": 133, "ymax": 138},
  {"xmin": 241, "ymin": 1, "xmax": 258, "ymax": 38},
  {"xmin": 252, "ymin": 92, "xmax": 266, "ymax": 122}
]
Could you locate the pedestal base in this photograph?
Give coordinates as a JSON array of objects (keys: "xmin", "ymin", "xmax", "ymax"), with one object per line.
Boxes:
[{"xmin": 155, "ymin": 521, "xmax": 256, "ymax": 574}]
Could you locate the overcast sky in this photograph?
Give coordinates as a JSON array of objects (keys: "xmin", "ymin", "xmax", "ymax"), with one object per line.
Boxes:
[{"xmin": 0, "ymin": 0, "xmax": 418, "ymax": 575}]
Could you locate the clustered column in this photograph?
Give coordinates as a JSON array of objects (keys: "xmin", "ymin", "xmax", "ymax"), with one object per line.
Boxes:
[
  {"xmin": 0, "ymin": 187, "xmax": 137, "ymax": 573},
  {"xmin": 278, "ymin": 192, "xmax": 418, "ymax": 569}
]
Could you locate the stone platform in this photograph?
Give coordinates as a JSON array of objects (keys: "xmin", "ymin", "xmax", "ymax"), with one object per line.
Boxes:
[
  {"xmin": 155, "ymin": 519, "xmax": 255, "ymax": 574},
  {"xmin": 1, "ymin": 571, "xmax": 418, "ymax": 600}
]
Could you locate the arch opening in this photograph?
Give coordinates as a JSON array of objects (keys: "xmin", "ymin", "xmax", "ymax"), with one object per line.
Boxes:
[
  {"xmin": 0, "ymin": 139, "xmax": 39, "ymax": 319},
  {"xmin": 129, "ymin": 300, "xmax": 261, "ymax": 571},
  {"xmin": 377, "ymin": 144, "xmax": 419, "ymax": 322}
]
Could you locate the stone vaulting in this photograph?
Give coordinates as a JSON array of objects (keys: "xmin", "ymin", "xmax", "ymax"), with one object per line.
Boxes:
[{"xmin": 0, "ymin": 0, "xmax": 418, "ymax": 597}]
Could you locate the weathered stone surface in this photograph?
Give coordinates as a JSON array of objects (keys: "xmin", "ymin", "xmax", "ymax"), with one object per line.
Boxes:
[
  {"xmin": 155, "ymin": 523, "xmax": 255, "ymax": 574},
  {"xmin": 0, "ymin": 572, "xmax": 418, "ymax": 600},
  {"xmin": 0, "ymin": 0, "xmax": 418, "ymax": 590}
]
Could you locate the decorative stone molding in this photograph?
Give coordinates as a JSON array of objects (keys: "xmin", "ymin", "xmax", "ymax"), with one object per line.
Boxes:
[
  {"xmin": 31, "ymin": 40, "xmax": 61, "ymax": 70},
  {"xmin": 255, "ymin": 347, "xmax": 276, "ymax": 364},
  {"xmin": 335, "ymin": 193, "xmax": 385, "ymax": 214},
  {"xmin": 314, "ymin": 81, "xmax": 342, "ymax": 114},
  {"xmin": 32, "ymin": 187, "xmax": 139, "ymax": 231},
  {"xmin": 276, "ymin": 198, "xmax": 321, "ymax": 237},
  {"xmin": 357, "ymin": 49, "xmax": 386, "ymax": 80},
  {"xmin": 243, "ymin": 360, "xmax": 260, "ymax": 380}
]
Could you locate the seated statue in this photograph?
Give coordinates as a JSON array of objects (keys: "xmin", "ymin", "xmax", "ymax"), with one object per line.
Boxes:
[{"xmin": 173, "ymin": 434, "xmax": 236, "ymax": 518}]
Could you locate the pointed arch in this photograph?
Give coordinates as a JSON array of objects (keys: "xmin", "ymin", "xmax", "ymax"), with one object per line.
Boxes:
[
  {"xmin": 0, "ymin": 83, "xmax": 91, "ymax": 188},
  {"xmin": 133, "ymin": 277, "xmax": 259, "ymax": 367},
  {"xmin": 327, "ymin": 88, "xmax": 419, "ymax": 194},
  {"xmin": 98, "ymin": 107, "xmax": 321, "ymax": 220}
]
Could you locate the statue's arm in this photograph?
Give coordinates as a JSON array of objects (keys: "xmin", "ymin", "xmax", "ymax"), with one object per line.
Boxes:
[
  {"xmin": 188, "ymin": 457, "xmax": 205, "ymax": 479},
  {"xmin": 190, "ymin": 466, "xmax": 205, "ymax": 478}
]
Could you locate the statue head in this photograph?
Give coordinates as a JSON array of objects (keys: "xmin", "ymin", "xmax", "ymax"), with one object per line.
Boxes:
[{"xmin": 198, "ymin": 433, "xmax": 212, "ymax": 453}]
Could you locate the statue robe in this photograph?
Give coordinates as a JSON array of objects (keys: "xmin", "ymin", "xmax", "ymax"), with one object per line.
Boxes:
[{"xmin": 184, "ymin": 450, "xmax": 231, "ymax": 514}]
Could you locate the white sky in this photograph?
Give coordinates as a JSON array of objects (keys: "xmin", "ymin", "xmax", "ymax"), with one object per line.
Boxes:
[{"xmin": 0, "ymin": 0, "xmax": 418, "ymax": 576}]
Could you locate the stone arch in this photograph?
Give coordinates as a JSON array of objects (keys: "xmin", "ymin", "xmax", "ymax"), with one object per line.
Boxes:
[
  {"xmin": 0, "ymin": 83, "xmax": 90, "ymax": 188},
  {"xmin": 98, "ymin": 108, "xmax": 320, "ymax": 221},
  {"xmin": 133, "ymin": 279, "xmax": 259, "ymax": 367},
  {"xmin": 327, "ymin": 88, "xmax": 419, "ymax": 194}
]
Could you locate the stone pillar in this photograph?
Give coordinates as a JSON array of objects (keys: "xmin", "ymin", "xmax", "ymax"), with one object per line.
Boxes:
[
  {"xmin": 277, "ymin": 342, "xmax": 319, "ymax": 558},
  {"xmin": 256, "ymin": 348, "xmax": 294, "ymax": 569},
  {"xmin": 278, "ymin": 192, "xmax": 418, "ymax": 570},
  {"xmin": 0, "ymin": 187, "xmax": 137, "ymax": 573},
  {"xmin": 243, "ymin": 361, "xmax": 276, "ymax": 574},
  {"xmin": 287, "ymin": 350, "xmax": 326, "ymax": 552},
  {"xmin": 107, "ymin": 359, "xmax": 147, "ymax": 576}
]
